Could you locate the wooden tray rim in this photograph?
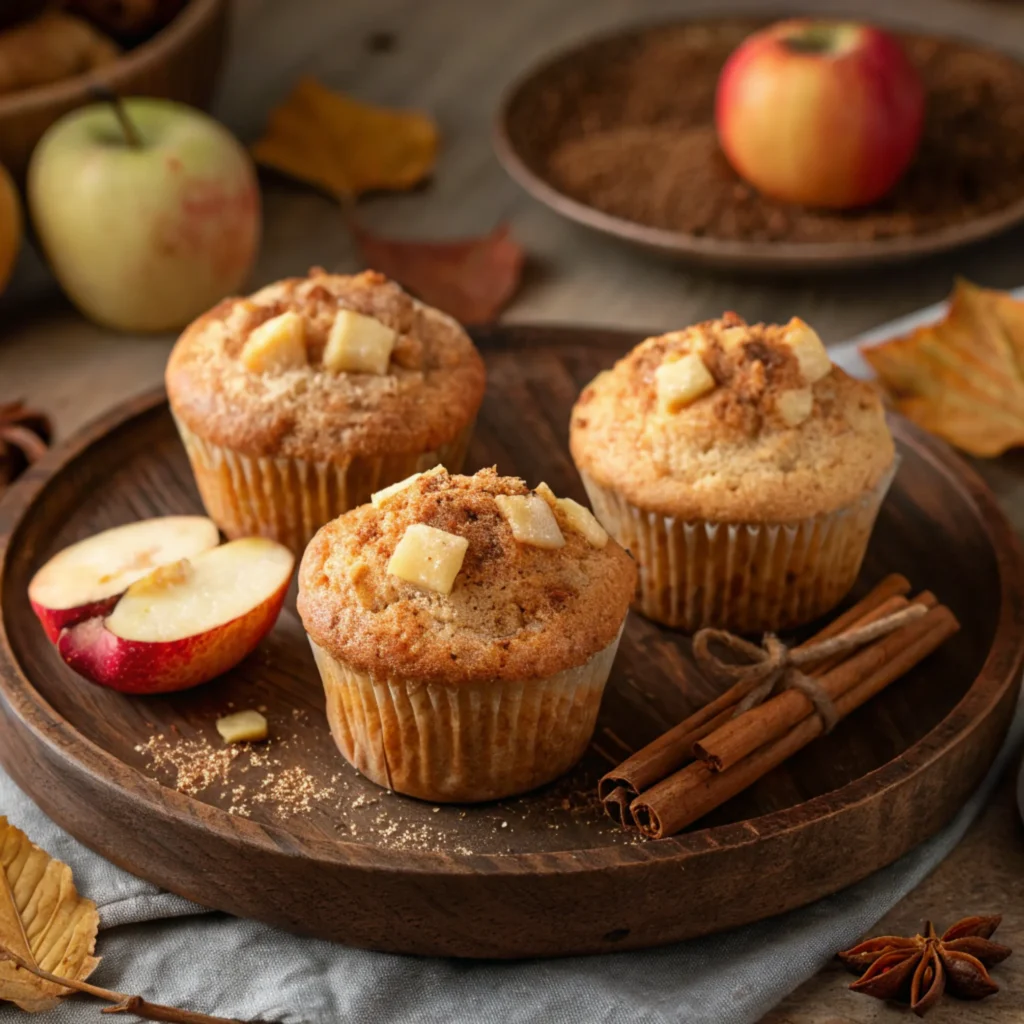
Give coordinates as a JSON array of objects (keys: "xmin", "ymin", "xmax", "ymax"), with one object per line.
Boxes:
[
  {"xmin": 493, "ymin": 15, "xmax": 1024, "ymax": 270},
  {"xmin": 1, "ymin": 363, "xmax": 1022, "ymax": 881}
]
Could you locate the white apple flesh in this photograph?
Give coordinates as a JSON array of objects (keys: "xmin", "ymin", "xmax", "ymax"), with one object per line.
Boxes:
[
  {"xmin": 28, "ymin": 97, "xmax": 260, "ymax": 332},
  {"xmin": 29, "ymin": 516, "xmax": 220, "ymax": 642},
  {"xmin": 57, "ymin": 537, "xmax": 294, "ymax": 694}
]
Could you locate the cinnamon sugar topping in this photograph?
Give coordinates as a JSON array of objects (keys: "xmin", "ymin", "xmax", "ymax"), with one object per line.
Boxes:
[
  {"xmin": 570, "ymin": 314, "xmax": 894, "ymax": 522},
  {"xmin": 299, "ymin": 467, "xmax": 637, "ymax": 684},
  {"xmin": 165, "ymin": 269, "xmax": 486, "ymax": 463}
]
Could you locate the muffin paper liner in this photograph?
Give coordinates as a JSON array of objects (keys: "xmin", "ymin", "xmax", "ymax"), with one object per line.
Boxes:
[
  {"xmin": 309, "ymin": 629, "xmax": 624, "ymax": 803},
  {"xmin": 580, "ymin": 465, "xmax": 896, "ymax": 633},
  {"xmin": 172, "ymin": 416, "xmax": 474, "ymax": 554}
]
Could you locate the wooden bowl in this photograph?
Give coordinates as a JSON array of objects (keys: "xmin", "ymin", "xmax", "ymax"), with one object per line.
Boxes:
[
  {"xmin": 0, "ymin": 324, "xmax": 1021, "ymax": 958},
  {"xmin": 0, "ymin": 0, "xmax": 229, "ymax": 181},
  {"xmin": 494, "ymin": 19, "xmax": 1024, "ymax": 273}
]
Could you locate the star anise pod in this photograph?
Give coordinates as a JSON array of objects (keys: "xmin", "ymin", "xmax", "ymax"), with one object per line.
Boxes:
[
  {"xmin": 838, "ymin": 915, "xmax": 1012, "ymax": 1017},
  {"xmin": 0, "ymin": 401, "xmax": 51, "ymax": 486}
]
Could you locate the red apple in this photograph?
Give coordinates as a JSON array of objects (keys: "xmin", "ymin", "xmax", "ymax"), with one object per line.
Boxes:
[
  {"xmin": 29, "ymin": 516, "xmax": 220, "ymax": 642},
  {"xmin": 715, "ymin": 19, "xmax": 925, "ymax": 209},
  {"xmin": 56, "ymin": 537, "xmax": 294, "ymax": 694}
]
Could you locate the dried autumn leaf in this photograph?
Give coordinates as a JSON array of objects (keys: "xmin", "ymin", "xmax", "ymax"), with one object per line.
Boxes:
[
  {"xmin": 252, "ymin": 76, "xmax": 438, "ymax": 198},
  {"xmin": 353, "ymin": 222, "xmax": 524, "ymax": 324},
  {"xmin": 863, "ymin": 279, "xmax": 1024, "ymax": 457},
  {"xmin": 0, "ymin": 816, "xmax": 99, "ymax": 1012}
]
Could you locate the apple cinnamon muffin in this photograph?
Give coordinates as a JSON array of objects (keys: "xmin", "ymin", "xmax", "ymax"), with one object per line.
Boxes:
[
  {"xmin": 298, "ymin": 467, "xmax": 636, "ymax": 802},
  {"xmin": 570, "ymin": 314, "xmax": 895, "ymax": 632},
  {"xmin": 166, "ymin": 269, "xmax": 486, "ymax": 553}
]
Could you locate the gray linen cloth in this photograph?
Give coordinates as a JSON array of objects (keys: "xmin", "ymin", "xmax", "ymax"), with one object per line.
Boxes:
[{"xmin": 3, "ymin": 318, "xmax": 1022, "ymax": 1024}]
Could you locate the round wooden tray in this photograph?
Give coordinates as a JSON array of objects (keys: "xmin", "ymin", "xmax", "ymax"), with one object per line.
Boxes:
[
  {"xmin": 494, "ymin": 19, "xmax": 1024, "ymax": 273},
  {"xmin": 1, "ymin": 325, "xmax": 1022, "ymax": 959}
]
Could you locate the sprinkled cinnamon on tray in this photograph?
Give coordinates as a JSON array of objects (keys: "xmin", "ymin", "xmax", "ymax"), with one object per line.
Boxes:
[
  {"xmin": 133, "ymin": 726, "xmax": 646, "ymax": 853},
  {"xmin": 251, "ymin": 766, "xmax": 336, "ymax": 818},
  {"xmin": 134, "ymin": 731, "xmax": 335, "ymax": 820},
  {"xmin": 134, "ymin": 736, "xmax": 240, "ymax": 796}
]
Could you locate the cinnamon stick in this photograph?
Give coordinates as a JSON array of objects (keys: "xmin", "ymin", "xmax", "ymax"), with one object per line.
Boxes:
[
  {"xmin": 598, "ymin": 705, "xmax": 735, "ymax": 823},
  {"xmin": 808, "ymin": 592, "xmax": 930, "ymax": 677},
  {"xmin": 631, "ymin": 606, "xmax": 959, "ymax": 839},
  {"xmin": 801, "ymin": 574, "xmax": 911, "ymax": 643},
  {"xmin": 598, "ymin": 574, "xmax": 911, "ymax": 823},
  {"xmin": 602, "ymin": 786, "xmax": 635, "ymax": 826},
  {"xmin": 694, "ymin": 596, "xmax": 941, "ymax": 773}
]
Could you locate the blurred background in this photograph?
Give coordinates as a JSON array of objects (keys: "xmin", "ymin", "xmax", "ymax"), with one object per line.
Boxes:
[{"xmin": 1, "ymin": 0, "xmax": 1023, "ymax": 447}]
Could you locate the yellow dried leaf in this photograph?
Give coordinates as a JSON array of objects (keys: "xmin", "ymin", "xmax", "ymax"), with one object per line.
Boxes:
[
  {"xmin": 0, "ymin": 817, "xmax": 99, "ymax": 1013},
  {"xmin": 252, "ymin": 76, "xmax": 438, "ymax": 198},
  {"xmin": 863, "ymin": 279, "xmax": 1024, "ymax": 457}
]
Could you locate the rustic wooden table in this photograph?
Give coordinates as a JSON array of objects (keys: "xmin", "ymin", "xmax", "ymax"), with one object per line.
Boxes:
[{"xmin": 1, "ymin": 0, "xmax": 1023, "ymax": 1019}]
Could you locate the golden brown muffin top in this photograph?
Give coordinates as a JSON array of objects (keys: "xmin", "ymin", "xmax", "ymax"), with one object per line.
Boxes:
[
  {"xmin": 298, "ymin": 468, "xmax": 637, "ymax": 684},
  {"xmin": 570, "ymin": 313, "xmax": 895, "ymax": 522},
  {"xmin": 165, "ymin": 269, "xmax": 486, "ymax": 463}
]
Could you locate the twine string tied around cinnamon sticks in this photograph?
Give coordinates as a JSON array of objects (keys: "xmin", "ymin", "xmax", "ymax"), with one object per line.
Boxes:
[{"xmin": 693, "ymin": 603, "xmax": 929, "ymax": 733}]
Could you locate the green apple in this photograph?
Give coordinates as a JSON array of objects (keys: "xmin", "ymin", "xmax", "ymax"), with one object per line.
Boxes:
[{"xmin": 28, "ymin": 97, "xmax": 261, "ymax": 332}]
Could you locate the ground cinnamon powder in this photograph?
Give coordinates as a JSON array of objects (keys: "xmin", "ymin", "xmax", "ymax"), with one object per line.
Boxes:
[{"xmin": 526, "ymin": 20, "xmax": 1024, "ymax": 243}]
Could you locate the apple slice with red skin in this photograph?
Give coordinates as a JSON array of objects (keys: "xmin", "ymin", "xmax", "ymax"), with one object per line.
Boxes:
[
  {"xmin": 29, "ymin": 516, "xmax": 220, "ymax": 642},
  {"xmin": 57, "ymin": 537, "xmax": 294, "ymax": 694}
]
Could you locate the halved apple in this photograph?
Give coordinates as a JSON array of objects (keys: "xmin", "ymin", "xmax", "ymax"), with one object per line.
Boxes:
[
  {"xmin": 57, "ymin": 538, "xmax": 294, "ymax": 694},
  {"xmin": 29, "ymin": 516, "xmax": 220, "ymax": 642}
]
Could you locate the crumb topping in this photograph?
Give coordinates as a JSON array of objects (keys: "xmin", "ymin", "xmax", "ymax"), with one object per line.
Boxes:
[
  {"xmin": 570, "ymin": 314, "xmax": 895, "ymax": 521},
  {"xmin": 298, "ymin": 468, "xmax": 637, "ymax": 683},
  {"xmin": 601, "ymin": 313, "xmax": 822, "ymax": 431},
  {"xmin": 166, "ymin": 269, "xmax": 486, "ymax": 462}
]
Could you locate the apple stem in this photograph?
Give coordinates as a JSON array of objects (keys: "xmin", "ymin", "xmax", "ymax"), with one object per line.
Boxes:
[{"xmin": 89, "ymin": 84, "xmax": 142, "ymax": 149}]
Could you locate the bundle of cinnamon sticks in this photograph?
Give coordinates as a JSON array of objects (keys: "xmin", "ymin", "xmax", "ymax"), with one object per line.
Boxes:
[{"xmin": 600, "ymin": 575, "xmax": 960, "ymax": 840}]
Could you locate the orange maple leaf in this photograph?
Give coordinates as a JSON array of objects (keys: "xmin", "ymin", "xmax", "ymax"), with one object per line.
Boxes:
[
  {"xmin": 251, "ymin": 77, "xmax": 438, "ymax": 198},
  {"xmin": 862, "ymin": 279, "xmax": 1024, "ymax": 457}
]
